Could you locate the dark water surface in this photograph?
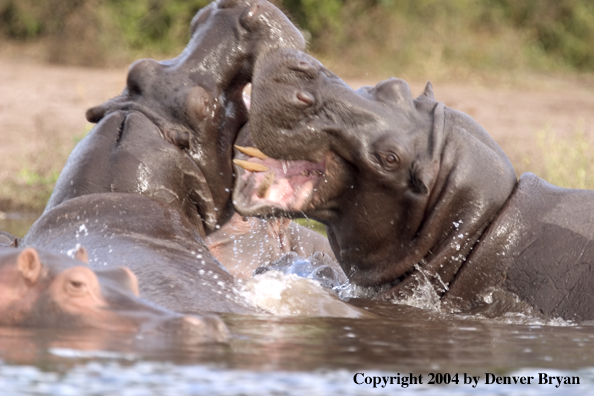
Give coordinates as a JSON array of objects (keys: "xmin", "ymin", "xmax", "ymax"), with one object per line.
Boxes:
[{"xmin": 1, "ymin": 215, "xmax": 593, "ymax": 395}]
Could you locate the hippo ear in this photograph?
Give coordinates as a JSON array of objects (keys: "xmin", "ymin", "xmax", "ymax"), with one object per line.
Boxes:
[
  {"xmin": 421, "ymin": 81, "xmax": 435, "ymax": 100},
  {"xmin": 408, "ymin": 102, "xmax": 446, "ymax": 194},
  {"xmin": 75, "ymin": 246, "xmax": 89, "ymax": 264},
  {"xmin": 374, "ymin": 78, "xmax": 415, "ymax": 111},
  {"xmin": 85, "ymin": 103, "xmax": 107, "ymax": 124},
  {"xmin": 10, "ymin": 238, "xmax": 18, "ymax": 248},
  {"xmin": 164, "ymin": 128, "xmax": 191, "ymax": 150},
  {"xmin": 409, "ymin": 160, "xmax": 432, "ymax": 195},
  {"xmin": 17, "ymin": 248, "xmax": 42, "ymax": 284}
]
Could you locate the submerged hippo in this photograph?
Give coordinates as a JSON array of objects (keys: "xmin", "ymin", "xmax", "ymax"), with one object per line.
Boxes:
[
  {"xmin": 25, "ymin": 0, "xmax": 306, "ymax": 316},
  {"xmin": 233, "ymin": 48, "xmax": 594, "ymax": 321},
  {"xmin": 0, "ymin": 246, "xmax": 227, "ymax": 341}
]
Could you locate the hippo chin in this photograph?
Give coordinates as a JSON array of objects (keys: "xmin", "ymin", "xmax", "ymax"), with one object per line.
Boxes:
[
  {"xmin": 234, "ymin": 48, "xmax": 594, "ymax": 321},
  {"xmin": 0, "ymin": 246, "xmax": 228, "ymax": 342},
  {"xmin": 25, "ymin": 1, "xmax": 306, "ymax": 317}
]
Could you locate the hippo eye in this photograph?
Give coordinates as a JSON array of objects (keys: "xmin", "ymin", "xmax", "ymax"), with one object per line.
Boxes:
[
  {"xmin": 66, "ymin": 278, "xmax": 88, "ymax": 296},
  {"xmin": 378, "ymin": 152, "xmax": 400, "ymax": 170}
]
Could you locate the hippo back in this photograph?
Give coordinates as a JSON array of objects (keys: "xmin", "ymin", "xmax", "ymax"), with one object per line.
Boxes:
[
  {"xmin": 25, "ymin": 193, "xmax": 253, "ymax": 315},
  {"xmin": 444, "ymin": 173, "xmax": 594, "ymax": 321}
]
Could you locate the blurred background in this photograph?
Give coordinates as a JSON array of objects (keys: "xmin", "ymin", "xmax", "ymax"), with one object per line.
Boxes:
[
  {"xmin": 2, "ymin": 0, "xmax": 594, "ymax": 75},
  {"xmin": 0, "ymin": 0, "xmax": 594, "ymax": 229}
]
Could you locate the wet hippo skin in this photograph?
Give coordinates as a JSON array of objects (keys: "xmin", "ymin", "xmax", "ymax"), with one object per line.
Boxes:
[
  {"xmin": 234, "ymin": 48, "xmax": 594, "ymax": 321},
  {"xmin": 0, "ymin": 246, "xmax": 228, "ymax": 341},
  {"xmin": 25, "ymin": 1, "xmax": 306, "ymax": 316}
]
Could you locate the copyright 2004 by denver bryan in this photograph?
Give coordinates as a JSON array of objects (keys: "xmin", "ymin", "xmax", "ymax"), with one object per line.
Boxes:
[{"xmin": 352, "ymin": 372, "xmax": 581, "ymax": 390}]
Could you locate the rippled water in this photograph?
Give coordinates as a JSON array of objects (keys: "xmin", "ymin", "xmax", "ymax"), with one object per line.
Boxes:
[
  {"xmin": 1, "ymin": 302, "xmax": 594, "ymax": 395},
  {"xmin": 1, "ymin": 216, "xmax": 593, "ymax": 395}
]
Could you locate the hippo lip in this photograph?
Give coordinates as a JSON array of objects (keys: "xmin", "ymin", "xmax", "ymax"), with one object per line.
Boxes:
[{"xmin": 232, "ymin": 147, "xmax": 330, "ymax": 215}]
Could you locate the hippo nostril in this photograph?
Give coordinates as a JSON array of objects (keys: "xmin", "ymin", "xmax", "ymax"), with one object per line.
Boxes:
[
  {"xmin": 288, "ymin": 60, "xmax": 318, "ymax": 79},
  {"xmin": 126, "ymin": 58, "xmax": 160, "ymax": 96},
  {"xmin": 295, "ymin": 91, "xmax": 314, "ymax": 107}
]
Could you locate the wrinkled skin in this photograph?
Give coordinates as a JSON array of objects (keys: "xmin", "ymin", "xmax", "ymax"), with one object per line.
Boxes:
[
  {"xmin": 0, "ymin": 246, "xmax": 228, "ymax": 341},
  {"xmin": 442, "ymin": 173, "xmax": 594, "ymax": 322},
  {"xmin": 25, "ymin": 1, "xmax": 305, "ymax": 317},
  {"xmin": 233, "ymin": 48, "xmax": 594, "ymax": 322}
]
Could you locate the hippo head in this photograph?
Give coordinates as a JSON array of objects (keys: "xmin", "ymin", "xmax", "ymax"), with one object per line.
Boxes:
[
  {"xmin": 0, "ymin": 247, "xmax": 228, "ymax": 341},
  {"xmin": 66, "ymin": 0, "xmax": 305, "ymax": 234},
  {"xmin": 233, "ymin": 48, "xmax": 517, "ymax": 296}
]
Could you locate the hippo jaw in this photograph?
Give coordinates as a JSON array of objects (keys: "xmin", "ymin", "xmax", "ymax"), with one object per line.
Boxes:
[
  {"xmin": 82, "ymin": 0, "xmax": 305, "ymax": 233},
  {"xmin": 234, "ymin": 48, "xmax": 518, "ymax": 295}
]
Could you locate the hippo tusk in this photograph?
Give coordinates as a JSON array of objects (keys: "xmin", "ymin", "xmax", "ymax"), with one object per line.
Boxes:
[
  {"xmin": 234, "ymin": 145, "xmax": 269, "ymax": 160},
  {"xmin": 233, "ymin": 159, "xmax": 270, "ymax": 172}
]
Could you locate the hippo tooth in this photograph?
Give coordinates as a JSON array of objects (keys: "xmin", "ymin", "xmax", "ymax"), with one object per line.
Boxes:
[
  {"xmin": 234, "ymin": 145, "xmax": 269, "ymax": 160},
  {"xmin": 257, "ymin": 172, "xmax": 275, "ymax": 199},
  {"xmin": 233, "ymin": 159, "xmax": 270, "ymax": 172}
]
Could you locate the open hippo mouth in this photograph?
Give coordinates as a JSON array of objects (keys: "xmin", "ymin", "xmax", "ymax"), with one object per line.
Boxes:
[
  {"xmin": 231, "ymin": 90, "xmax": 349, "ymax": 222},
  {"xmin": 232, "ymin": 140, "xmax": 329, "ymax": 215}
]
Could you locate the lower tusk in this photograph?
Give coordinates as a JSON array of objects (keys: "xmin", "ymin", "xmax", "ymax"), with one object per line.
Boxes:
[
  {"xmin": 233, "ymin": 159, "xmax": 270, "ymax": 172},
  {"xmin": 234, "ymin": 145, "xmax": 269, "ymax": 160}
]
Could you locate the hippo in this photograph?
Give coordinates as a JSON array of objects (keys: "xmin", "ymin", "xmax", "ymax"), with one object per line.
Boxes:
[
  {"xmin": 233, "ymin": 48, "xmax": 594, "ymax": 321},
  {"xmin": 0, "ymin": 246, "xmax": 228, "ymax": 341},
  {"xmin": 25, "ymin": 0, "xmax": 307, "ymax": 316}
]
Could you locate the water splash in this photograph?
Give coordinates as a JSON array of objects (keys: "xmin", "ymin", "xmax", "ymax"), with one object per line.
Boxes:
[{"xmin": 234, "ymin": 271, "xmax": 366, "ymax": 318}]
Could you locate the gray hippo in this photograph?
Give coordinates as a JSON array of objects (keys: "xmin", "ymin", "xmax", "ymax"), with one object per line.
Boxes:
[
  {"xmin": 233, "ymin": 48, "xmax": 594, "ymax": 322},
  {"xmin": 25, "ymin": 0, "xmax": 307, "ymax": 316},
  {"xmin": 0, "ymin": 246, "xmax": 228, "ymax": 341}
]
